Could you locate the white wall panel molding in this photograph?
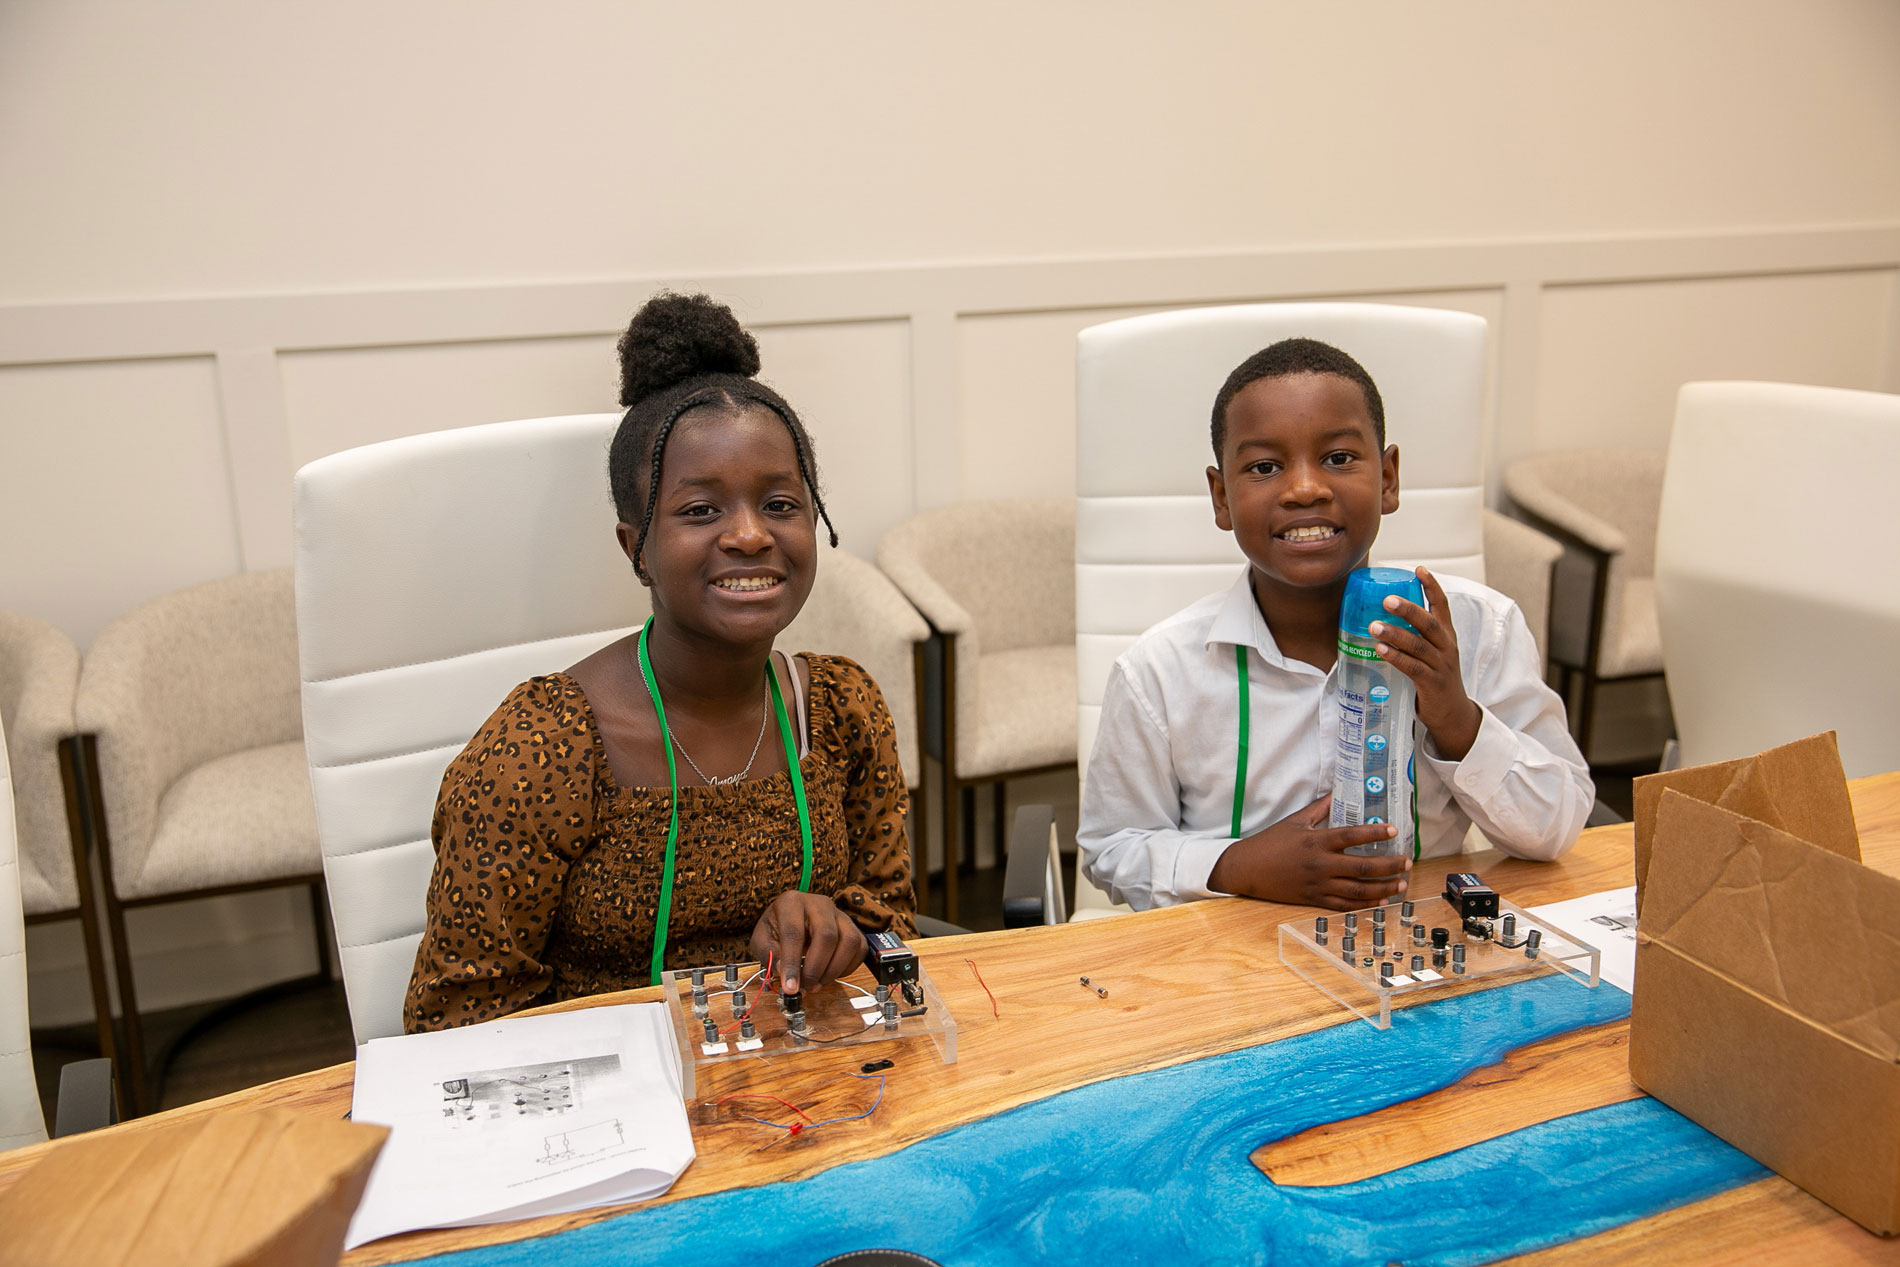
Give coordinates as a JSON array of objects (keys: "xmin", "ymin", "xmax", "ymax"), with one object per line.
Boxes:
[
  {"xmin": 3, "ymin": 223, "xmax": 1896, "ymax": 368},
  {"xmin": 2, "ymin": 221, "xmax": 1896, "ymax": 647}
]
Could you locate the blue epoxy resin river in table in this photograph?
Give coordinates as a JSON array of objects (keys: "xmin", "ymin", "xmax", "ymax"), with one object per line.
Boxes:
[{"xmin": 418, "ymin": 975, "xmax": 1764, "ymax": 1267}]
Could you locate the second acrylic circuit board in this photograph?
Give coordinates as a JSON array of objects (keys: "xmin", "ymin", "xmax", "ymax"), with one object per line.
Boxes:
[
  {"xmin": 1277, "ymin": 893, "xmax": 1600, "ymax": 1029},
  {"xmin": 660, "ymin": 961, "xmax": 957, "ymax": 1098}
]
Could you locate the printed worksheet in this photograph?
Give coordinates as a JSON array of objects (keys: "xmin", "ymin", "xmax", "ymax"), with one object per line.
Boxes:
[
  {"xmin": 1527, "ymin": 886, "xmax": 1638, "ymax": 994},
  {"xmin": 346, "ymin": 1003, "xmax": 693, "ymax": 1249}
]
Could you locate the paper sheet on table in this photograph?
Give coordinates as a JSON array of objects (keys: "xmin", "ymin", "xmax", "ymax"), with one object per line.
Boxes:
[
  {"xmin": 345, "ymin": 1003, "xmax": 694, "ymax": 1249},
  {"xmin": 1527, "ymin": 886, "xmax": 1637, "ymax": 994}
]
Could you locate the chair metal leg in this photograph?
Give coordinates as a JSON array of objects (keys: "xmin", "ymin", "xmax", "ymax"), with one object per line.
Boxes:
[
  {"xmin": 940, "ymin": 776, "xmax": 961, "ymax": 927},
  {"xmin": 959, "ymin": 785, "xmax": 977, "ymax": 875},
  {"xmin": 308, "ymin": 880, "xmax": 335, "ymax": 981},
  {"xmin": 993, "ymin": 780, "xmax": 1007, "ymax": 869},
  {"xmin": 69, "ymin": 734, "xmax": 153, "ymax": 1116},
  {"xmin": 56, "ymin": 737, "xmax": 121, "ymax": 1112}
]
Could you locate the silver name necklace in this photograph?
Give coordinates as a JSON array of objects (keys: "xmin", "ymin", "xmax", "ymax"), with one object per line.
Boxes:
[{"xmin": 635, "ymin": 645, "xmax": 772, "ymax": 787}]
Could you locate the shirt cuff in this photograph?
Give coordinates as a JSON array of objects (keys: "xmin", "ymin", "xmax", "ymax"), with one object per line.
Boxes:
[
  {"xmin": 1172, "ymin": 834, "xmax": 1240, "ymax": 902},
  {"xmin": 1421, "ymin": 703, "xmax": 1512, "ymax": 803}
]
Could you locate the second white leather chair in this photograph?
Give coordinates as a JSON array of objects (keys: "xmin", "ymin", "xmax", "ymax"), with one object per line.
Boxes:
[
  {"xmin": 1657, "ymin": 382, "xmax": 1900, "ymax": 777},
  {"xmin": 1066, "ymin": 302, "xmax": 1493, "ymax": 917}
]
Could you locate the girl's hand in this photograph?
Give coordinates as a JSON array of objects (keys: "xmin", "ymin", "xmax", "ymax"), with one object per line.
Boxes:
[
  {"xmin": 1369, "ymin": 566, "xmax": 1483, "ymax": 761},
  {"xmin": 1208, "ymin": 792, "xmax": 1411, "ymax": 910},
  {"xmin": 750, "ymin": 891, "xmax": 867, "ymax": 994}
]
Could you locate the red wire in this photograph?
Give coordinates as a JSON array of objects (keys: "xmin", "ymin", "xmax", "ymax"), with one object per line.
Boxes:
[
  {"xmin": 716, "ymin": 1091, "xmax": 814, "ymax": 1122},
  {"xmin": 965, "ymin": 958, "xmax": 999, "ymax": 1017}
]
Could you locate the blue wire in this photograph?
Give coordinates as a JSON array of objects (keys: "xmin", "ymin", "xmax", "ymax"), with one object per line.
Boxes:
[{"xmin": 738, "ymin": 1074, "xmax": 886, "ymax": 1132}]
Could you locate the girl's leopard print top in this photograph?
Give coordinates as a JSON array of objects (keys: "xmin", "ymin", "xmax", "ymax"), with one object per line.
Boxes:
[{"xmin": 405, "ymin": 654, "xmax": 917, "ymax": 1032}]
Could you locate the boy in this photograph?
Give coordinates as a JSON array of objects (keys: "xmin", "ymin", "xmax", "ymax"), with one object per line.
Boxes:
[{"xmin": 1077, "ymin": 338, "xmax": 1592, "ymax": 912}]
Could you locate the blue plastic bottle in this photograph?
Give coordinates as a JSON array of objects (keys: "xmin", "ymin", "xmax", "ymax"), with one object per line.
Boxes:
[{"xmin": 1331, "ymin": 567, "xmax": 1424, "ymax": 858}]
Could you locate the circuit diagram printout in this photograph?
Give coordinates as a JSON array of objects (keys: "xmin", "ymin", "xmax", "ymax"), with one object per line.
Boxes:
[{"xmin": 347, "ymin": 1004, "xmax": 694, "ymax": 1249}]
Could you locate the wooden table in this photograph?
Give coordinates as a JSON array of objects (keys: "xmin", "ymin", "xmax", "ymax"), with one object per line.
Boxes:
[{"xmin": 7, "ymin": 773, "xmax": 1899, "ymax": 1265}]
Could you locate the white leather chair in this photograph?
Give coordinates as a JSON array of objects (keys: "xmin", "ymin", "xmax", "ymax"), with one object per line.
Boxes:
[
  {"xmin": 1062, "ymin": 302, "xmax": 1495, "ymax": 918},
  {"xmin": 0, "ymin": 614, "xmax": 114, "ymax": 1075},
  {"xmin": 1657, "ymin": 382, "xmax": 1900, "ymax": 777},
  {"xmin": 295, "ymin": 414, "xmax": 933, "ymax": 1044},
  {"xmin": 1504, "ymin": 450, "xmax": 1669, "ymax": 755},
  {"xmin": 876, "ymin": 500, "xmax": 1076, "ymax": 924},
  {"xmin": 72, "ymin": 569, "xmax": 326, "ymax": 1113}
]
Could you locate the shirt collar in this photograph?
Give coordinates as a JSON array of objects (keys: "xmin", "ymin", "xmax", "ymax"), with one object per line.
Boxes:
[{"xmin": 1205, "ymin": 565, "xmax": 1327, "ymax": 677}]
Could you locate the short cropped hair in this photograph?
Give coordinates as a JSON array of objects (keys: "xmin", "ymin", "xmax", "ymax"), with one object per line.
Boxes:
[{"xmin": 1210, "ymin": 337, "xmax": 1386, "ymax": 462}]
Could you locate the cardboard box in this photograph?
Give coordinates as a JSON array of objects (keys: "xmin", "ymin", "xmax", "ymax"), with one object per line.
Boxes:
[
  {"xmin": 0, "ymin": 1108, "xmax": 388, "ymax": 1267},
  {"xmin": 1628, "ymin": 732, "xmax": 1900, "ymax": 1236}
]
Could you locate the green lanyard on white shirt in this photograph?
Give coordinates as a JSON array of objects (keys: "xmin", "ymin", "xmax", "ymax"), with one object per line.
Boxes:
[
  {"xmin": 636, "ymin": 618, "xmax": 813, "ymax": 985},
  {"xmin": 1231, "ymin": 644, "xmax": 1250, "ymax": 838}
]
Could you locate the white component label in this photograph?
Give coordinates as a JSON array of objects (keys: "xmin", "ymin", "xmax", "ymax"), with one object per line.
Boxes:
[
  {"xmin": 700, "ymin": 1041, "xmax": 730, "ymax": 1056},
  {"xmin": 862, "ymin": 1012, "xmax": 883, "ymax": 1028},
  {"xmin": 1410, "ymin": 969, "xmax": 1443, "ymax": 982},
  {"xmin": 850, "ymin": 996, "xmax": 876, "ymax": 1010},
  {"xmin": 735, "ymin": 1037, "xmax": 764, "ymax": 1052}
]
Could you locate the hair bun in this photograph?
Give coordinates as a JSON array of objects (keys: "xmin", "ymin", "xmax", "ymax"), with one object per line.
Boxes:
[{"xmin": 616, "ymin": 291, "xmax": 761, "ymax": 407}]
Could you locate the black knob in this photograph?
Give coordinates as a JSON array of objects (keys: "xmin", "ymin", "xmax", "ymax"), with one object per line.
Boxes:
[{"xmin": 1431, "ymin": 927, "xmax": 1450, "ymax": 949}]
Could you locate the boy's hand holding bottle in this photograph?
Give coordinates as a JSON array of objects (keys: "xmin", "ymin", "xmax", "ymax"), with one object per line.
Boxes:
[{"xmin": 1368, "ymin": 566, "xmax": 1483, "ymax": 761}]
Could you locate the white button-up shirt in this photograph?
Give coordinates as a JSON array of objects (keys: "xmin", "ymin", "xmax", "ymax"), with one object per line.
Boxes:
[{"xmin": 1078, "ymin": 567, "xmax": 1593, "ymax": 910}]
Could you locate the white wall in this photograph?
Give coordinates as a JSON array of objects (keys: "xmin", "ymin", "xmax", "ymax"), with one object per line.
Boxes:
[{"xmin": 4, "ymin": 0, "xmax": 1898, "ymax": 1021}]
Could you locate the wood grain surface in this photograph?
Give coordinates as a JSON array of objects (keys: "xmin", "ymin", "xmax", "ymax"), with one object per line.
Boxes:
[{"xmin": 4, "ymin": 772, "xmax": 1897, "ymax": 1265}]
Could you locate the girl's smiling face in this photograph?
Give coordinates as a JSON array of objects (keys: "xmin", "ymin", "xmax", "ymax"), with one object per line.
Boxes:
[{"xmin": 618, "ymin": 404, "xmax": 818, "ymax": 648}]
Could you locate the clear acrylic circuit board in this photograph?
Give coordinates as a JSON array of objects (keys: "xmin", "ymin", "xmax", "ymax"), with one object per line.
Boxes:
[
  {"xmin": 662, "ymin": 960, "xmax": 957, "ymax": 1098},
  {"xmin": 1278, "ymin": 895, "xmax": 1600, "ymax": 1029}
]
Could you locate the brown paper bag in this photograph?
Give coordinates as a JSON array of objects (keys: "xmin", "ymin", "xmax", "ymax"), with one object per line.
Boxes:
[{"xmin": 1629, "ymin": 731, "xmax": 1900, "ymax": 1236}]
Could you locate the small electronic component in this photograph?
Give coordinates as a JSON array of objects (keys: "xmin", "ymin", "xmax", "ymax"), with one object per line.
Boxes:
[
  {"xmin": 1372, "ymin": 906, "xmax": 1386, "ymax": 928},
  {"xmin": 1462, "ymin": 916, "xmax": 1491, "ymax": 941},
  {"xmin": 1444, "ymin": 872, "xmax": 1499, "ymax": 919},
  {"xmin": 1372, "ymin": 926, "xmax": 1386, "ymax": 951},
  {"xmin": 1525, "ymin": 929, "xmax": 1543, "ymax": 960},
  {"xmin": 1379, "ymin": 961, "xmax": 1394, "ymax": 985},
  {"xmin": 1451, "ymin": 944, "xmax": 1467, "ymax": 975},
  {"xmin": 860, "ymin": 1059, "xmax": 894, "ymax": 1074},
  {"xmin": 864, "ymin": 931, "xmax": 922, "ymax": 1006},
  {"xmin": 1078, "ymin": 976, "xmax": 1109, "ymax": 999},
  {"xmin": 1314, "ymin": 916, "xmax": 1329, "ymax": 947},
  {"xmin": 1412, "ymin": 923, "xmax": 1427, "ymax": 947},
  {"xmin": 1400, "ymin": 899, "xmax": 1415, "ymax": 920}
]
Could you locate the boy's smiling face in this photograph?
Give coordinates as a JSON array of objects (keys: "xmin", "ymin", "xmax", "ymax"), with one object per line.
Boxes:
[{"xmin": 1206, "ymin": 371, "xmax": 1400, "ymax": 597}]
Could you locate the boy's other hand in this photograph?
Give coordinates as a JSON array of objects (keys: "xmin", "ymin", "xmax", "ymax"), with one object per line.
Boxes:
[
  {"xmin": 1370, "ymin": 565, "xmax": 1483, "ymax": 761},
  {"xmin": 1208, "ymin": 792, "xmax": 1410, "ymax": 910}
]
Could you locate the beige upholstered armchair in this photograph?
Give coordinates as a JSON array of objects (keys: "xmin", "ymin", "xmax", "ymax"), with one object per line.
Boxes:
[
  {"xmin": 0, "ymin": 613, "xmax": 113, "ymax": 1079},
  {"xmin": 71, "ymin": 569, "xmax": 327, "ymax": 1112},
  {"xmin": 1503, "ymin": 450, "xmax": 1668, "ymax": 757},
  {"xmin": 1479, "ymin": 509, "xmax": 1565, "ymax": 663},
  {"xmin": 877, "ymin": 500, "xmax": 1077, "ymax": 924}
]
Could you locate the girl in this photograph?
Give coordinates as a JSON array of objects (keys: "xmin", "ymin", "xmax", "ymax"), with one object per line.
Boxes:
[{"xmin": 405, "ymin": 293, "xmax": 916, "ymax": 1032}]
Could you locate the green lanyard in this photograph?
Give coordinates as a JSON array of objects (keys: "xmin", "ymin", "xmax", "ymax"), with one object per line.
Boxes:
[
  {"xmin": 1231, "ymin": 644, "xmax": 1250, "ymax": 838},
  {"xmin": 636, "ymin": 618, "xmax": 813, "ymax": 984},
  {"xmin": 1232, "ymin": 642, "xmax": 1421, "ymax": 859}
]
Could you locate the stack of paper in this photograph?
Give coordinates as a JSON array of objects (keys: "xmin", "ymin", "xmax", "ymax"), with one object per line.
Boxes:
[{"xmin": 346, "ymin": 1003, "xmax": 694, "ymax": 1249}]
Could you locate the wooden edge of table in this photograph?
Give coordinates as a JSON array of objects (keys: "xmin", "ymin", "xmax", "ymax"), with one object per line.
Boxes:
[{"xmin": 3, "ymin": 771, "xmax": 1896, "ymax": 1265}]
